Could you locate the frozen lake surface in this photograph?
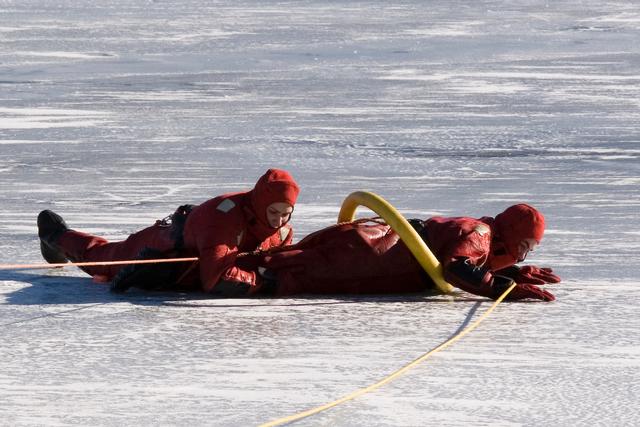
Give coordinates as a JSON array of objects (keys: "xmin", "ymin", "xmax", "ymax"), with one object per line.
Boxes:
[{"xmin": 1, "ymin": 1, "xmax": 639, "ymax": 425}]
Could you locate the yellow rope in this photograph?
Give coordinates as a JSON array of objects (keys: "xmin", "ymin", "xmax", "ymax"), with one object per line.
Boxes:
[
  {"xmin": 0, "ymin": 257, "xmax": 199, "ymax": 271},
  {"xmin": 259, "ymin": 282, "xmax": 516, "ymax": 427}
]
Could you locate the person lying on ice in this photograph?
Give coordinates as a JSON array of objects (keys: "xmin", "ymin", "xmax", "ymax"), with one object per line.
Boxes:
[
  {"xmin": 36, "ymin": 168, "xmax": 300, "ymax": 296},
  {"xmin": 255, "ymin": 203, "xmax": 561, "ymax": 301}
]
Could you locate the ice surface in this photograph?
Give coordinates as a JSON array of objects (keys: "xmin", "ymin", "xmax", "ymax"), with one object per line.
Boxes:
[{"xmin": 1, "ymin": 1, "xmax": 639, "ymax": 426}]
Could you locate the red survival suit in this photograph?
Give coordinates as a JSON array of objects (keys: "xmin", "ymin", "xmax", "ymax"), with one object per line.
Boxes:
[
  {"xmin": 261, "ymin": 204, "xmax": 560, "ymax": 301},
  {"xmin": 56, "ymin": 169, "xmax": 300, "ymax": 295}
]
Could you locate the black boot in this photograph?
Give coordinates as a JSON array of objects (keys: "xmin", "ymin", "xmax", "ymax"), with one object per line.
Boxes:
[{"xmin": 37, "ymin": 210, "xmax": 69, "ymax": 264}]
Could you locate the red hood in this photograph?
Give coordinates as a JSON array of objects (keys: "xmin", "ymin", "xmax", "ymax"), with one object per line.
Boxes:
[
  {"xmin": 246, "ymin": 169, "xmax": 299, "ymax": 240},
  {"xmin": 493, "ymin": 204, "xmax": 545, "ymax": 261}
]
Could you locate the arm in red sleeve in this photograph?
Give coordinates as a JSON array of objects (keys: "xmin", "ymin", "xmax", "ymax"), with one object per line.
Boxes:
[
  {"xmin": 197, "ymin": 244, "xmax": 259, "ymax": 295},
  {"xmin": 197, "ymin": 228, "xmax": 294, "ymax": 297},
  {"xmin": 181, "ymin": 195, "xmax": 267, "ymax": 296},
  {"xmin": 193, "ymin": 210, "xmax": 262, "ymax": 295}
]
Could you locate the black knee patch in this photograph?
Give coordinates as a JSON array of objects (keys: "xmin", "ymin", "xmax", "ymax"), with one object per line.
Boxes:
[{"xmin": 110, "ymin": 248, "xmax": 179, "ymax": 294}]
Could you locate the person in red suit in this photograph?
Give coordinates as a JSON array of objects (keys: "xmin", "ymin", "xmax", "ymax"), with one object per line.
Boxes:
[
  {"xmin": 256, "ymin": 204, "xmax": 561, "ymax": 301},
  {"xmin": 37, "ymin": 168, "xmax": 300, "ymax": 296}
]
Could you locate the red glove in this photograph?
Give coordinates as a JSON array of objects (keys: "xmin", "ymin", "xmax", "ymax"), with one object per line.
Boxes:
[
  {"xmin": 493, "ymin": 275, "xmax": 556, "ymax": 302},
  {"xmin": 497, "ymin": 265, "xmax": 561, "ymax": 285},
  {"xmin": 507, "ymin": 283, "xmax": 555, "ymax": 301}
]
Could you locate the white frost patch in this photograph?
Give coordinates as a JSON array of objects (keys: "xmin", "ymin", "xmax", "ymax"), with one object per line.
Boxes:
[
  {"xmin": 402, "ymin": 23, "xmax": 482, "ymax": 37},
  {"xmin": 580, "ymin": 12, "xmax": 640, "ymax": 24},
  {"xmin": 7, "ymin": 51, "xmax": 114, "ymax": 59},
  {"xmin": 152, "ymin": 30, "xmax": 244, "ymax": 41},
  {"xmin": 566, "ymin": 279, "xmax": 639, "ymax": 291},
  {"xmin": 0, "ymin": 107, "xmax": 111, "ymax": 129},
  {"xmin": 0, "ymin": 119, "xmax": 106, "ymax": 129},
  {"xmin": 544, "ymin": 230, "xmax": 589, "ymax": 236},
  {"xmin": 0, "ymin": 108, "xmax": 108, "ymax": 116},
  {"xmin": 605, "ymin": 178, "xmax": 640, "ymax": 185},
  {"xmin": 295, "ymin": 204, "xmax": 343, "ymax": 218},
  {"xmin": 377, "ymin": 70, "xmax": 451, "ymax": 82},
  {"xmin": 447, "ymin": 79, "xmax": 529, "ymax": 94},
  {"xmin": 458, "ymin": 71, "xmax": 640, "ymax": 82},
  {"xmin": 0, "ymin": 139, "xmax": 84, "ymax": 145},
  {"xmin": 111, "ymin": 91, "xmax": 207, "ymax": 101},
  {"xmin": 379, "ymin": 69, "xmax": 640, "ymax": 84},
  {"xmin": 549, "ymin": 148, "xmax": 640, "ymax": 155},
  {"xmin": 91, "ymin": 90, "xmax": 248, "ymax": 103}
]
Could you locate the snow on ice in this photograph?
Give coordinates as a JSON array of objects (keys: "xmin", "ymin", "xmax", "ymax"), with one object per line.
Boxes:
[{"xmin": 1, "ymin": 1, "xmax": 639, "ymax": 426}]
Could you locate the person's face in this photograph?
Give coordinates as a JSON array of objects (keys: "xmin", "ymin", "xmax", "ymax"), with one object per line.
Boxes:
[
  {"xmin": 517, "ymin": 238, "xmax": 539, "ymax": 262},
  {"xmin": 266, "ymin": 202, "xmax": 293, "ymax": 228}
]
